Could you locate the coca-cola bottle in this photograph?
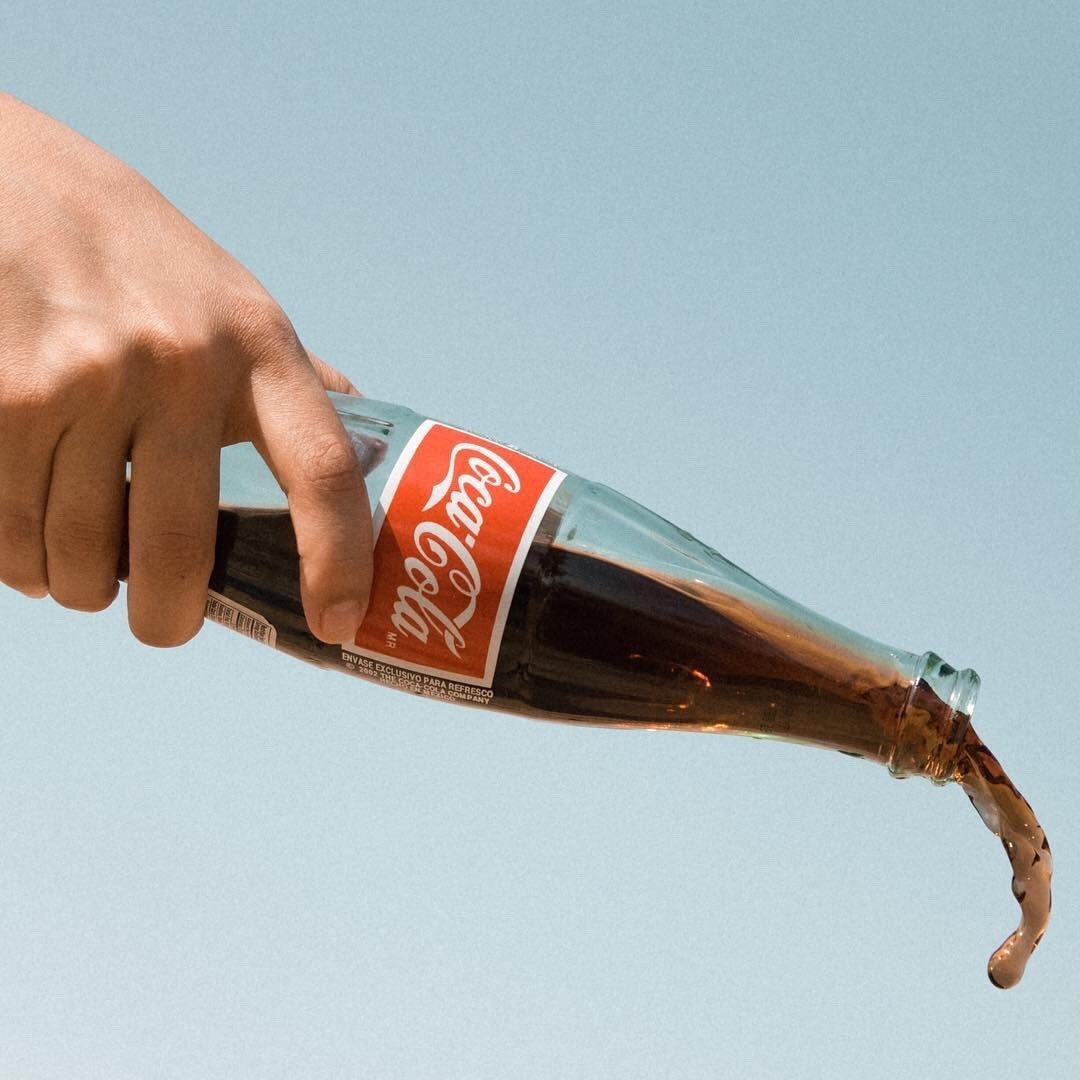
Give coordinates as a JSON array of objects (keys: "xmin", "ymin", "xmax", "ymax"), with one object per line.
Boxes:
[{"xmin": 207, "ymin": 393, "xmax": 1050, "ymax": 989}]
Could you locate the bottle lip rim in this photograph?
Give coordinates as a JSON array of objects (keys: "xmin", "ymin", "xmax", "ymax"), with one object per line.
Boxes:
[{"xmin": 888, "ymin": 651, "xmax": 980, "ymax": 783}]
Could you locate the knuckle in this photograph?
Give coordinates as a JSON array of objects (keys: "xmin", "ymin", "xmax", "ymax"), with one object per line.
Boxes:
[
  {"xmin": 129, "ymin": 316, "xmax": 216, "ymax": 377},
  {"xmin": 294, "ymin": 433, "xmax": 361, "ymax": 494},
  {"xmin": 45, "ymin": 516, "xmax": 118, "ymax": 566},
  {"xmin": 0, "ymin": 507, "xmax": 47, "ymax": 595},
  {"xmin": 0, "ymin": 368, "xmax": 57, "ymax": 424},
  {"xmin": 226, "ymin": 289, "xmax": 294, "ymax": 346},
  {"xmin": 3, "ymin": 323, "xmax": 125, "ymax": 417},
  {"xmin": 129, "ymin": 313, "xmax": 187, "ymax": 358},
  {"xmin": 3, "ymin": 339, "xmax": 123, "ymax": 416},
  {"xmin": 132, "ymin": 529, "xmax": 214, "ymax": 586},
  {"xmin": 71, "ymin": 329, "xmax": 124, "ymax": 377},
  {"xmin": 44, "ymin": 516, "xmax": 121, "ymax": 611},
  {"xmin": 50, "ymin": 328, "xmax": 127, "ymax": 401},
  {"xmin": 0, "ymin": 507, "xmax": 43, "ymax": 553},
  {"xmin": 227, "ymin": 287, "xmax": 289, "ymax": 332}
]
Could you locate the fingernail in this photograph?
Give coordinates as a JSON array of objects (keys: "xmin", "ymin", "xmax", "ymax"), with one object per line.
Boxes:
[{"xmin": 321, "ymin": 600, "xmax": 363, "ymax": 645}]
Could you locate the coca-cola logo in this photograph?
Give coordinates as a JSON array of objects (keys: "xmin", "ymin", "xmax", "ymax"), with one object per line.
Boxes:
[
  {"xmin": 389, "ymin": 442, "xmax": 522, "ymax": 657},
  {"xmin": 352, "ymin": 420, "xmax": 561, "ymax": 685}
]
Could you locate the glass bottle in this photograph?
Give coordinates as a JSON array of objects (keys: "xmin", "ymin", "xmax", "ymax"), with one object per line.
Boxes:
[
  {"xmin": 208, "ymin": 394, "xmax": 1050, "ymax": 988},
  {"xmin": 211, "ymin": 394, "xmax": 972, "ymax": 784}
]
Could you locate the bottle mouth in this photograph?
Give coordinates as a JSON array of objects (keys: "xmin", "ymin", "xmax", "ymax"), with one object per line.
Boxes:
[{"xmin": 888, "ymin": 652, "xmax": 980, "ymax": 784}]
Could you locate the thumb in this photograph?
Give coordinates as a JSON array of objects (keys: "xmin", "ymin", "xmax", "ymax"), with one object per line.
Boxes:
[{"xmin": 306, "ymin": 351, "xmax": 362, "ymax": 396}]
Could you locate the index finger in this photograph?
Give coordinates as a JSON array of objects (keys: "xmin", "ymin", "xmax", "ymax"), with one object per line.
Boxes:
[{"xmin": 246, "ymin": 355, "xmax": 373, "ymax": 645}]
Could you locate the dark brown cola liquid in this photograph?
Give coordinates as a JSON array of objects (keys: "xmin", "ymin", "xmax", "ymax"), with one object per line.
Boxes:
[
  {"xmin": 208, "ymin": 500, "xmax": 1051, "ymax": 987},
  {"xmin": 211, "ymin": 502, "xmax": 910, "ymax": 749},
  {"xmin": 956, "ymin": 731, "xmax": 1052, "ymax": 988}
]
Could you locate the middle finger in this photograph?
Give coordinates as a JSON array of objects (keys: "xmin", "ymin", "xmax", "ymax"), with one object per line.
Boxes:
[{"xmin": 126, "ymin": 414, "xmax": 220, "ymax": 647}]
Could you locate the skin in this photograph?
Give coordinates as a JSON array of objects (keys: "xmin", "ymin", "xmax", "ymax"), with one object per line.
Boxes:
[{"xmin": 0, "ymin": 92, "xmax": 373, "ymax": 646}]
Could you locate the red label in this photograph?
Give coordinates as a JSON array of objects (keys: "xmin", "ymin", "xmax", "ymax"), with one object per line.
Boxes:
[{"xmin": 350, "ymin": 421, "xmax": 564, "ymax": 686}]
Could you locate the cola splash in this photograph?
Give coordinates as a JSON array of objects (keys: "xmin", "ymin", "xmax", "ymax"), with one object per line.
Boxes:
[{"xmin": 955, "ymin": 730, "xmax": 1052, "ymax": 988}]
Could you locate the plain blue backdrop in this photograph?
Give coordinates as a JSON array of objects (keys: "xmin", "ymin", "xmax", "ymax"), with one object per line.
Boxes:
[{"xmin": 1, "ymin": 3, "xmax": 1077, "ymax": 1078}]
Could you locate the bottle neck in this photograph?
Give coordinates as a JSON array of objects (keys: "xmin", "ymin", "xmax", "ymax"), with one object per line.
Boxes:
[{"xmin": 888, "ymin": 652, "xmax": 980, "ymax": 784}]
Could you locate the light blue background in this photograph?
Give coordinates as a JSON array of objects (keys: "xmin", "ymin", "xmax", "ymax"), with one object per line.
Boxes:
[{"xmin": 2, "ymin": 3, "xmax": 1077, "ymax": 1077}]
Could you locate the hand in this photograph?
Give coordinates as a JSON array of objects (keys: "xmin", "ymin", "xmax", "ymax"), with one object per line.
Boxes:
[{"xmin": 0, "ymin": 93, "xmax": 372, "ymax": 646}]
